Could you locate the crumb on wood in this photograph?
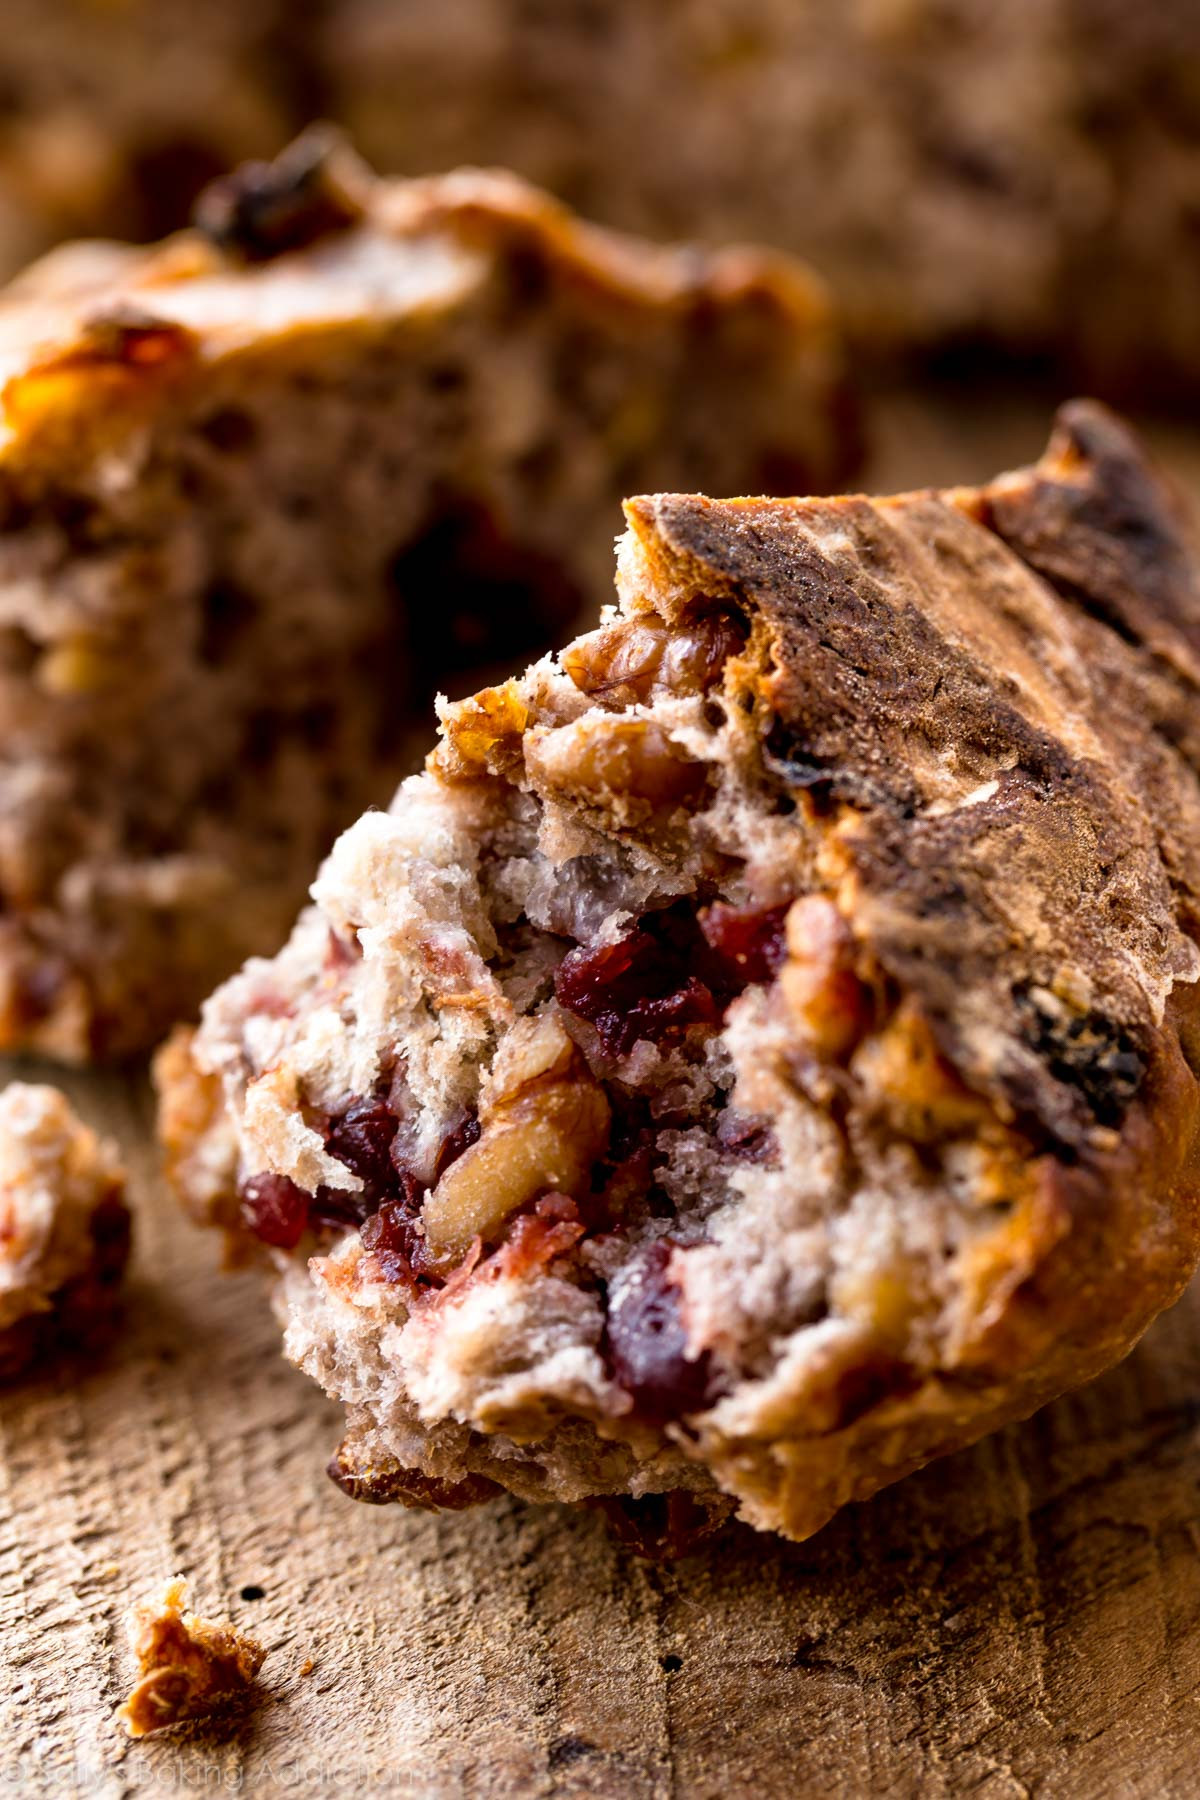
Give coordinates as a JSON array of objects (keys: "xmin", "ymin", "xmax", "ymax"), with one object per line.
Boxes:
[
  {"xmin": 117, "ymin": 1576, "xmax": 265, "ymax": 1738},
  {"xmin": 298, "ymin": 1657, "xmax": 315, "ymax": 1677}
]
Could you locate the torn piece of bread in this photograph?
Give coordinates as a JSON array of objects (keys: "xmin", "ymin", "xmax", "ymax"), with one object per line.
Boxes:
[
  {"xmin": 0, "ymin": 1081, "xmax": 129, "ymax": 1377},
  {"xmin": 0, "ymin": 128, "xmax": 849, "ymax": 1061},
  {"xmin": 117, "ymin": 1576, "xmax": 265, "ymax": 1738},
  {"xmin": 158, "ymin": 400, "xmax": 1200, "ymax": 1545}
]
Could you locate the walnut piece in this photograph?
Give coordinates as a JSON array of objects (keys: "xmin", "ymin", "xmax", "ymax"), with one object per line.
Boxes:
[
  {"xmin": 117, "ymin": 1577, "xmax": 265, "ymax": 1739},
  {"xmin": 422, "ymin": 1014, "xmax": 610, "ymax": 1258},
  {"xmin": 562, "ymin": 612, "xmax": 745, "ymax": 707}
]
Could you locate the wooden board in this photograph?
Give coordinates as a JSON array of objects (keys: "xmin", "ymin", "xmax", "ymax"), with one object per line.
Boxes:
[{"xmin": 4, "ymin": 397, "xmax": 1200, "ymax": 1800}]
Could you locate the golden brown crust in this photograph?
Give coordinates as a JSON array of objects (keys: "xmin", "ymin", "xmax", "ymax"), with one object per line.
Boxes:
[
  {"xmin": 614, "ymin": 402, "xmax": 1200, "ymax": 1535},
  {"xmin": 625, "ymin": 407, "xmax": 1200, "ymax": 1154}
]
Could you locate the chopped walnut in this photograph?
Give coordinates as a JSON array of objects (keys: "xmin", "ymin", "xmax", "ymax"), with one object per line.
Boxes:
[
  {"xmin": 562, "ymin": 612, "xmax": 746, "ymax": 707},
  {"xmin": 117, "ymin": 1577, "xmax": 265, "ymax": 1739},
  {"xmin": 781, "ymin": 894, "xmax": 871, "ymax": 1061},
  {"xmin": 525, "ymin": 715, "xmax": 706, "ymax": 816},
  {"xmin": 422, "ymin": 1014, "xmax": 610, "ymax": 1258}
]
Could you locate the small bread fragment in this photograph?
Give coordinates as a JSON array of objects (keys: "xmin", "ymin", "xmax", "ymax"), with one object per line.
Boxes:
[
  {"xmin": 0, "ymin": 1082, "xmax": 129, "ymax": 1377},
  {"xmin": 159, "ymin": 401, "xmax": 1200, "ymax": 1544},
  {"xmin": 0, "ymin": 127, "xmax": 849, "ymax": 1062},
  {"xmin": 117, "ymin": 1576, "xmax": 265, "ymax": 1738}
]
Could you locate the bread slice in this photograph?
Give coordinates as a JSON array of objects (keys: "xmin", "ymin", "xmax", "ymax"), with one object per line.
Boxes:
[
  {"xmin": 0, "ymin": 1082, "xmax": 129, "ymax": 1377},
  {"xmin": 0, "ymin": 128, "xmax": 848, "ymax": 1060},
  {"xmin": 157, "ymin": 401, "xmax": 1200, "ymax": 1545}
]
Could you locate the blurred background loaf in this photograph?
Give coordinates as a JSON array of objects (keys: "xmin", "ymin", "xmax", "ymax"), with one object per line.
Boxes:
[{"xmin": 0, "ymin": 0, "xmax": 1195, "ymax": 396}]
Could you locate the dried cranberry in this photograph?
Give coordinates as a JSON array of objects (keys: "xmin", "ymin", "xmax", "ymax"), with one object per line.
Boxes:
[
  {"xmin": 431, "ymin": 1111, "xmax": 481, "ymax": 1181},
  {"xmin": 555, "ymin": 929, "xmax": 656, "ymax": 1019},
  {"xmin": 359, "ymin": 1193, "xmax": 445, "ymax": 1286},
  {"xmin": 240, "ymin": 1173, "xmax": 310, "ymax": 1249},
  {"xmin": 617, "ymin": 978, "xmax": 721, "ymax": 1053},
  {"xmin": 495, "ymin": 1194, "xmax": 584, "ymax": 1279},
  {"xmin": 325, "ymin": 1096, "xmax": 398, "ymax": 1204},
  {"xmin": 699, "ymin": 902, "xmax": 790, "ymax": 988},
  {"xmin": 604, "ymin": 1241, "xmax": 714, "ymax": 1422},
  {"xmin": 555, "ymin": 927, "xmax": 719, "ymax": 1057},
  {"xmin": 308, "ymin": 1184, "xmax": 372, "ymax": 1231}
]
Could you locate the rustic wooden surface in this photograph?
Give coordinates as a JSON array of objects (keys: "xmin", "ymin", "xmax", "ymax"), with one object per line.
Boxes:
[{"xmin": 4, "ymin": 396, "xmax": 1200, "ymax": 1800}]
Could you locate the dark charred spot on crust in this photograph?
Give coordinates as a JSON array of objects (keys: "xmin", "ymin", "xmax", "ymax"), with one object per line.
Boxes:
[
  {"xmin": 1013, "ymin": 986, "xmax": 1146, "ymax": 1128},
  {"xmin": 197, "ymin": 578, "xmax": 257, "ymax": 666},
  {"xmin": 589, "ymin": 1489, "xmax": 737, "ymax": 1560},
  {"xmin": 761, "ymin": 718, "xmax": 912, "ymax": 818},
  {"xmin": 326, "ymin": 1440, "xmax": 502, "ymax": 1511},
  {"xmin": 194, "ymin": 126, "xmax": 367, "ymax": 263}
]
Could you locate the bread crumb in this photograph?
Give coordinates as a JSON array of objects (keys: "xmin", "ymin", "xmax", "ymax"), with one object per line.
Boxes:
[{"xmin": 117, "ymin": 1576, "xmax": 265, "ymax": 1738}]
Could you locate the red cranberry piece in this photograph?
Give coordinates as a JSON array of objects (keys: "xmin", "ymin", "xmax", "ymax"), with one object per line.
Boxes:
[
  {"xmin": 605, "ymin": 1241, "xmax": 714, "ymax": 1422},
  {"xmin": 431, "ymin": 1110, "xmax": 481, "ymax": 1181},
  {"xmin": 699, "ymin": 902, "xmax": 790, "ymax": 989},
  {"xmin": 360, "ymin": 1191, "xmax": 444, "ymax": 1286},
  {"xmin": 555, "ymin": 929, "xmax": 658, "ymax": 1021},
  {"xmin": 615, "ymin": 977, "xmax": 720, "ymax": 1055},
  {"xmin": 555, "ymin": 929, "xmax": 718, "ymax": 1057},
  {"xmin": 496, "ymin": 1193, "xmax": 584, "ymax": 1279},
  {"xmin": 240, "ymin": 1172, "xmax": 310, "ymax": 1249},
  {"xmin": 325, "ymin": 1096, "xmax": 398, "ymax": 1204},
  {"xmin": 309, "ymin": 1184, "xmax": 372, "ymax": 1231},
  {"xmin": 361, "ymin": 1200, "xmax": 419, "ymax": 1285}
]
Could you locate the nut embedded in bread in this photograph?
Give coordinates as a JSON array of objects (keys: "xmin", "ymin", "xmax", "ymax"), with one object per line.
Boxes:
[
  {"xmin": 0, "ymin": 1081, "xmax": 129, "ymax": 1378},
  {"xmin": 158, "ymin": 401, "xmax": 1200, "ymax": 1544},
  {"xmin": 0, "ymin": 128, "xmax": 850, "ymax": 1060}
]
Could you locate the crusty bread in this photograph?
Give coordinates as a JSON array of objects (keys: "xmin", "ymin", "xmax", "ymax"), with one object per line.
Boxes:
[
  {"xmin": 158, "ymin": 401, "xmax": 1200, "ymax": 1544},
  {"xmin": 0, "ymin": 129, "xmax": 849, "ymax": 1060},
  {"xmin": 0, "ymin": 1082, "xmax": 129, "ymax": 1377}
]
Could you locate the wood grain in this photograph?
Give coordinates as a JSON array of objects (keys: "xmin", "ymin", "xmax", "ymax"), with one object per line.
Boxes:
[{"xmin": 3, "ymin": 398, "xmax": 1200, "ymax": 1800}]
